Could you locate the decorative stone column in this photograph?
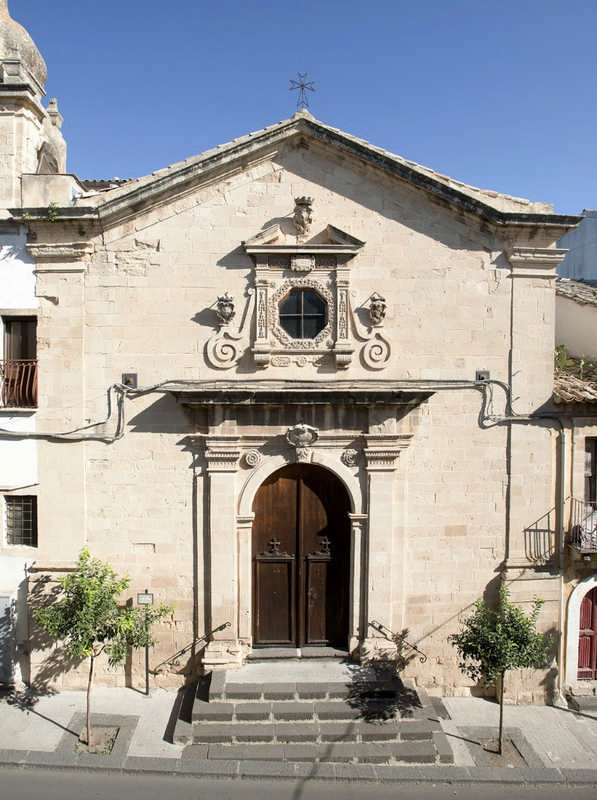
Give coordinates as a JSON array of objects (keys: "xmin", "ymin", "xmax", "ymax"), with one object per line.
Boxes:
[
  {"xmin": 334, "ymin": 259, "xmax": 354, "ymax": 369},
  {"xmin": 348, "ymin": 513, "xmax": 368, "ymax": 654},
  {"xmin": 252, "ymin": 256, "xmax": 271, "ymax": 366},
  {"xmin": 237, "ymin": 513, "xmax": 255, "ymax": 643},
  {"xmin": 202, "ymin": 438, "xmax": 243, "ymax": 670}
]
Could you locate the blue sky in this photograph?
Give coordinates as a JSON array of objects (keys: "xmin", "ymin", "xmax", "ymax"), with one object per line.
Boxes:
[{"xmin": 14, "ymin": 0, "xmax": 597, "ymax": 214}]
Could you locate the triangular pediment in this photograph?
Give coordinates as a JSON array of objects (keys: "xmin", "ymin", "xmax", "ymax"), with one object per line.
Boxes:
[
  {"xmin": 60, "ymin": 109, "xmax": 577, "ymax": 239},
  {"xmin": 243, "ymin": 221, "xmax": 365, "ymax": 256}
]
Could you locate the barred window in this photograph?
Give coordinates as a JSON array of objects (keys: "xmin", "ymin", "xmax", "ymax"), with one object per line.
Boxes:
[
  {"xmin": 279, "ymin": 289, "xmax": 326, "ymax": 339},
  {"xmin": 5, "ymin": 496, "xmax": 37, "ymax": 547}
]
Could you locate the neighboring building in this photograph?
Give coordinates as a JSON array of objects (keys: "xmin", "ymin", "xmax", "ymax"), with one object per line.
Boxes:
[
  {"xmin": 2, "ymin": 3, "xmax": 596, "ymax": 702},
  {"xmin": 558, "ymin": 210, "xmax": 597, "ymax": 286},
  {"xmin": 553, "ymin": 360, "xmax": 597, "ymax": 690},
  {"xmin": 556, "ymin": 279, "xmax": 597, "ymax": 362},
  {"xmin": 0, "ymin": 0, "xmax": 66, "ymax": 687}
]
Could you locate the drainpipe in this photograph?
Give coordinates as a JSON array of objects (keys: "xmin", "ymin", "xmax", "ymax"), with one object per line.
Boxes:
[{"xmin": 536, "ymin": 416, "xmax": 567, "ymax": 706}]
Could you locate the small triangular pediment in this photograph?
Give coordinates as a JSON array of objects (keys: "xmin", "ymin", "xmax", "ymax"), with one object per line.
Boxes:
[{"xmin": 243, "ymin": 209, "xmax": 365, "ymax": 257}]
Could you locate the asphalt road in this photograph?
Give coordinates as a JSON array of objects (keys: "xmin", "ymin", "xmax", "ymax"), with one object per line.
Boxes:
[{"xmin": 1, "ymin": 768, "xmax": 596, "ymax": 800}]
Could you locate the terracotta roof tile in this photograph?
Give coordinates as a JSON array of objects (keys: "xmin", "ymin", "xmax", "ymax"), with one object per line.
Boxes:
[{"xmin": 554, "ymin": 354, "xmax": 597, "ymax": 404}]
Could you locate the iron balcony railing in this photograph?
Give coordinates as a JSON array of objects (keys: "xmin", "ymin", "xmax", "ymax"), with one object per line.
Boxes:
[
  {"xmin": 569, "ymin": 498, "xmax": 597, "ymax": 554},
  {"xmin": 0, "ymin": 359, "xmax": 38, "ymax": 408}
]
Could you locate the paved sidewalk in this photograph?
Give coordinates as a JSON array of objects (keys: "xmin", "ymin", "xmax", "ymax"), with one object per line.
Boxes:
[{"xmin": 0, "ymin": 687, "xmax": 596, "ymax": 784}]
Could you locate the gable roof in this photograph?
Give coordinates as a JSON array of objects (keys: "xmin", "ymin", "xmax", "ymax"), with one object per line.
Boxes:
[{"xmin": 70, "ymin": 111, "xmax": 580, "ymax": 234}]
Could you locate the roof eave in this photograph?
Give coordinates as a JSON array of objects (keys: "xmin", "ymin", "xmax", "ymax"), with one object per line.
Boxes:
[{"xmin": 50, "ymin": 115, "xmax": 580, "ymax": 233}]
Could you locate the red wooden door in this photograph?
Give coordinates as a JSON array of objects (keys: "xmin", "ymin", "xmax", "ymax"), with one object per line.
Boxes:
[
  {"xmin": 252, "ymin": 464, "xmax": 350, "ymax": 648},
  {"xmin": 578, "ymin": 587, "xmax": 597, "ymax": 680}
]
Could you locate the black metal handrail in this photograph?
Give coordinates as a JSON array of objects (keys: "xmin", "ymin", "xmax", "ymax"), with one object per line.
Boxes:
[
  {"xmin": 369, "ymin": 620, "xmax": 428, "ymax": 663},
  {"xmin": 150, "ymin": 621, "xmax": 231, "ymax": 674}
]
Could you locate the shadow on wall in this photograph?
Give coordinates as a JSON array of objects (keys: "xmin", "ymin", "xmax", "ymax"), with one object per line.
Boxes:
[
  {"xmin": 127, "ymin": 393, "xmax": 192, "ymax": 435},
  {"xmin": 24, "ymin": 574, "xmax": 83, "ymax": 699}
]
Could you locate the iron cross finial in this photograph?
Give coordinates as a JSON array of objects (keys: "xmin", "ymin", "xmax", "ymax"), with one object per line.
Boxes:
[{"xmin": 289, "ymin": 73, "xmax": 315, "ymax": 110}]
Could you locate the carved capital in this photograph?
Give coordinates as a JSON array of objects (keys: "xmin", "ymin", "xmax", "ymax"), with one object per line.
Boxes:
[
  {"xmin": 364, "ymin": 448, "xmax": 401, "ymax": 470},
  {"xmin": 205, "ymin": 446, "xmax": 241, "ymax": 473},
  {"xmin": 28, "ymin": 241, "xmax": 92, "ymax": 271},
  {"xmin": 507, "ymin": 247, "xmax": 568, "ymax": 278}
]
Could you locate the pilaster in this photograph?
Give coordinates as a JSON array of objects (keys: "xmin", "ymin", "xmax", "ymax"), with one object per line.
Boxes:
[
  {"xmin": 362, "ymin": 433, "xmax": 411, "ymax": 654},
  {"xmin": 201, "ymin": 438, "xmax": 243, "ymax": 670}
]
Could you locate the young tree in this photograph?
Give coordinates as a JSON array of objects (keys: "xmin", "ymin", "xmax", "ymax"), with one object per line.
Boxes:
[
  {"xmin": 449, "ymin": 584, "xmax": 552, "ymax": 754},
  {"xmin": 33, "ymin": 549, "xmax": 171, "ymax": 745}
]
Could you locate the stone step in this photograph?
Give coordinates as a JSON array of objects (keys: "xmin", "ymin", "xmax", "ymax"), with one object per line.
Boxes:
[
  {"xmin": 175, "ymin": 665, "xmax": 455, "ymax": 764},
  {"xmin": 190, "ymin": 718, "xmax": 436, "ymax": 745},
  {"xmin": 182, "ymin": 739, "xmax": 441, "ymax": 764},
  {"xmin": 191, "ymin": 698, "xmax": 427, "ymax": 724}
]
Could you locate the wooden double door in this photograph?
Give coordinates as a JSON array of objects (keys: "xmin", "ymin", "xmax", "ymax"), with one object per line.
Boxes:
[
  {"xmin": 252, "ymin": 464, "xmax": 350, "ymax": 648},
  {"xmin": 578, "ymin": 586, "xmax": 597, "ymax": 680}
]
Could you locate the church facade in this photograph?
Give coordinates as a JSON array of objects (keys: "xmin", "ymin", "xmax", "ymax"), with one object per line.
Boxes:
[{"xmin": 2, "ymin": 3, "xmax": 595, "ymax": 702}]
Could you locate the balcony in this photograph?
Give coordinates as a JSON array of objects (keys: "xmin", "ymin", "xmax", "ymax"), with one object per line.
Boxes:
[
  {"xmin": 0, "ymin": 359, "xmax": 38, "ymax": 408},
  {"xmin": 569, "ymin": 498, "xmax": 597, "ymax": 556}
]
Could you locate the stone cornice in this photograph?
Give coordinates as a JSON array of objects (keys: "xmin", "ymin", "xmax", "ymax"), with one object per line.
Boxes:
[
  {"xmin": 170, "ymin": 381, "xmax": 434, "ymax": 408},
  {"xmin": 80, "ymin": 114, "xmax": 581, "ymax": 236},
  {"xmin": 27, "ymin": 241, "xmax": 92, "ymax": 270}
]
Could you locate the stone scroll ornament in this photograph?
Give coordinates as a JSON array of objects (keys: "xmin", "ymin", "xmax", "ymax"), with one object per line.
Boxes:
[
  {"xmin": 205, "ymin": 290, "xmax": 252, "ymax": 370},
  {"xmin": 348, "ymin": 291, "xmax": 392, "ymax": 370},
  {"xmin": 362, "ymin": 333, "xmax": 391, "ymax": 370},
  {"xmin": 244, "ymin": 449, "xmax": 263, "ymax": 468},
  {"xmin": 286, "ymin": 423, "xmax": 319, "ymax": 463}
]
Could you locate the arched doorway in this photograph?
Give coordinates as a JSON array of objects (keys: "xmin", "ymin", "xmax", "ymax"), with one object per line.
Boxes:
[
  {"xmin": 578, "ymin": 586, "xmax": 597, "ymax": 680},
  {"xmin": 252, "ymin": 463, "xmax": 350, "ymax": 648}
]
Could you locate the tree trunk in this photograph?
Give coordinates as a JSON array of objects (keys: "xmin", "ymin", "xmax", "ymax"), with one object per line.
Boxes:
[
  {"xmin": 86, "ymin": 654, "xmax": 95, "ymax": 746},
  {"xmin": 498, "ymin": 669, "xmax": 506, "ymax": 756}
]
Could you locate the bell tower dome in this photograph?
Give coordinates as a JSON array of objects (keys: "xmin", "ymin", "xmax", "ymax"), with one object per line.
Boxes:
[
  {"xmin": 0, "ymin": 0, "xmax": 47, "ymax": 94},
  {"xmin": 0, "ymin": 0, "xmax": 66, "ymax": 208}
]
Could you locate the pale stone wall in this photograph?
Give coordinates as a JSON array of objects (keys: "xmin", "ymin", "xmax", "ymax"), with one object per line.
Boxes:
[
  {"xmin": 556, "ymin": 295, "xmax": 597, "ymax": 361},
  {"xmin": 27, "ymin": 143, "xmax": 565, "ymax": 695}
]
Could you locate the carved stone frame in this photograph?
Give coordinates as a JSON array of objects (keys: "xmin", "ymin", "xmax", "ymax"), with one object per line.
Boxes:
[{"xmin": 245, "ymin": 250, "xmax": 360, "ymax": 369}]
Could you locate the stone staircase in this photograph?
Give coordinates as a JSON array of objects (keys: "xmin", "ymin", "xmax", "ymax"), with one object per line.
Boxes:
[{"xmin": 174, "ymin": 661, "xmax": 453, "ymax": 766}]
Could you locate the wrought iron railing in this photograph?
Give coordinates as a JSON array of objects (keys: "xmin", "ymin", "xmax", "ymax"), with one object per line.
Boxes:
[
  {"xmin": 369, "ymin": 620, "xmax": 428, "ymax": 663},
  {"xmin": 0, "ymin": 359, "xmax": 38, "ymax": 408},
  {"xmin": 150, "ymin": 621, "xmax": 231, "ymax": 674},
  {"xmin": 569, "ymin": 498, "xmax": 597, "ymax": 554}
]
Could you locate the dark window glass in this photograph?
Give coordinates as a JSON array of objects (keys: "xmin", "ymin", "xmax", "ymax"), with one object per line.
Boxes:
[
  {"xmin": 5, "ymin": 496, "xmax": 37, "ymax": 547},
  {"xmin": 586, "ymin": 438, "xmax": 597, "ymax": 506},
  {"xmin": 3, "ymin": 317, "xmax": 36, "ymax": 360},
  {"xmin": 279, "ymin": 289, "xmax": 326, "ymax": 339}
]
